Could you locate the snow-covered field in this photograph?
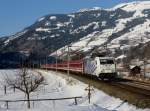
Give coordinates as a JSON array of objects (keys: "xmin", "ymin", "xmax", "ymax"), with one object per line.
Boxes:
[{"xmin": 0, "ymin": 69, "xmax": 149, "ymax": 111}]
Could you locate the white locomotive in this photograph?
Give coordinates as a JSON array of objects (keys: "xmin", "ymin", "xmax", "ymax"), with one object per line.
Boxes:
[{"xmin": 84, "ymin": 57, "xmax": 117, "ymax": 80}]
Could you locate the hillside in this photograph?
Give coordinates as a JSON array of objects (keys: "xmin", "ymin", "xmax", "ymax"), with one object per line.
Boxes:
[{"xmin": 1, "ymin": 1, "xmax": 150, "ymax": 67}]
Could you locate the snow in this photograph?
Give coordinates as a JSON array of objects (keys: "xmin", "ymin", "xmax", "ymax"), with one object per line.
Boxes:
[
  {"xmin": 45, "ymin": 21, "xmax": 51, "ymax": 26},
  {"xmin": 56, "ymin": 22, "xmax": 64, "ymax": 27},
  {"xmin": 4, "ymin": 30, "xmax": 28, "ymax": 45},
  {"xmin": 38, "ymin": 17, "xmax": 45, "ymax": 22},
  {"xmin": 116, "ymin": 55, "xmax": 126, "ymax": 60},
  {"xmin": 70, "ymin": 22, "xmax": 99, "ymax": 34},
  {"xmin": 50, "ymin": 35, "xmax": 55, "ymax": 38},
  {"xmin": 93, "ymin": 7, "xmax": 102, "ymax": 10},
  {"xmin": 50, "ymin": 16, "xmax": 57, "ymax": 20},
  {"xmin": 78, "ymin": 7, "xmax": 101, "ymax": 12},
  {"xmin": 113, "ymin": 8, "xmax": 147, "ymax": 33},
  {"xmin": 36, "ymin": 27, "xmax": 51, "ymax": 33},
  {"xmin": 93, "ymin": 22, "xmax": 99, "ymax": 30},
  {"xmin": 107, "ymin": 43, "xmax": 120, "ymax": 49},
  {"xmin": 68, "ymin": 14, "xmax": 75, "ymax": 18},
  {"xmin": 96, "ymin": 13, "xmax": 101, "ymax": 17},
  {"xmin": 64, "ymin": 21, "xmax": 72, "ymax": 26},
  {"xmin": 61, "ymin": 33, "xmax": 97, "ymax": 52},
  {"xmin": 113, "ymin": 1, "xmax": 150, "ymax": 18},
  {"xmin": 101, "ymin": 21, "xmax": 107, "ymax": 27},
  {"xmin": 113, "ymin": 1, "xmax": 150, "ymax": 12},
  {"xmin": 0, "ymin": 69, "xmax": 149, "ymax": 111},
  {"xmin": 54, "ymin": 1, "xmax": 150, "ymax": 57},
  {"xmin": 114, "ymin": 19, "xmax": 127, "ymax": 32},
  {"xmin": 56, "ymin": 28, "xmax": 114, "ymax": 56},
  {"xmin": 111, "ymin": 19, "xmax": 150, "ymax": 46}
]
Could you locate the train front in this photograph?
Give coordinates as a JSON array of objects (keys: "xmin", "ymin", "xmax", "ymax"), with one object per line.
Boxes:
[
  {"xmin": 84, "ymin": 57, "xmax": 117, "ymax": 80},
  {"xmin": 97, "ymin": 57, "xmax": 117, "ymax": 80}
]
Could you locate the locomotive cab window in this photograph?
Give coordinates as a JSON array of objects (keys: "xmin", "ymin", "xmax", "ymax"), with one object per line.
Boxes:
[{"xmin": 100, "ymin": 59, "xmax": 114, "ymax": 64}]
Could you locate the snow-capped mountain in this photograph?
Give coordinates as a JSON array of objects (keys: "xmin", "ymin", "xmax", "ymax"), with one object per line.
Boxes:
[
  {"xmin": 51, "ymin": 1, "xmax": 150, "ymax": 60},
  {"xmin": 1, "ymin": 1, "xmax": 150, "ymax": 66}
]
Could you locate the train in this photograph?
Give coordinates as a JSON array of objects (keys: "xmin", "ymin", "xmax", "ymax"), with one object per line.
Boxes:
[{"xmin": 41, "ymin": 56, "xmax": 117, "ymax": 80}]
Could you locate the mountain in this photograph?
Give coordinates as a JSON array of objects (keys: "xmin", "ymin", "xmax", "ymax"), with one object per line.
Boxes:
[
  {"xmin": 51, "ymin": 1, "xmax": 150, "ymax": 62},
  {"xmin": 1, "ymin": 1, "xmax": 150, "ymax": 67}
]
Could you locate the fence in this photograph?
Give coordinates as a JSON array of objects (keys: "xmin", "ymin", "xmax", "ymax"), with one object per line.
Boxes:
[{"xmin": 0, "ymin": 96, "xmax": 82, "ymax": 109}]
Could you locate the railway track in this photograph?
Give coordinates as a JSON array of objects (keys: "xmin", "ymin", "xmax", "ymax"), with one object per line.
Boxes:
[
  {"xmin": 113, "ymin": 80, "xmax": 150, "ymax": 96},
  {"xmin": 67, "ymin": 69, "xmax": 150, "ymax": 96},
  {"xmin": 44, "ymin": 68, "xmax": 150, "ymax": 96},
  {"xmin": 132, "ymin": 81, "xmax": 150, "ymax": 88}
]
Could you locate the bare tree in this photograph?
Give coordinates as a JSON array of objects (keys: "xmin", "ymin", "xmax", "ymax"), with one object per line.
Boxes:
[{"xmin": 5, "ymin": 68, "xmax": 45, "ymax": 108}]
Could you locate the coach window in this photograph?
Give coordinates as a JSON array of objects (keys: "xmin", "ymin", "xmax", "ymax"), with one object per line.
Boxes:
[{"xmin": 100, "ymin": 59, "xmax": 114, "ymax": 64}]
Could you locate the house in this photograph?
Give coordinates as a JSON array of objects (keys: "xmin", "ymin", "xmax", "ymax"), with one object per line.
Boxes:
[{"xmin": 129, "ymin": 65, "xmax": 141, "ymax": 76}]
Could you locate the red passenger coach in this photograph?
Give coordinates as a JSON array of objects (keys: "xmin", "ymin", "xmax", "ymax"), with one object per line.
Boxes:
[
  {"xmin": 41, "ymin": 57, "xmax": 118, "ymax": 80},
  {"xmin": 41, "ymin": 60, "xmax": 84, "ymax": 73}
]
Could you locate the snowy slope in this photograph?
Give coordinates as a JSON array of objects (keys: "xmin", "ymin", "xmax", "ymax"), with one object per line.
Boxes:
[
  {"xmin": 50, "ymin": 1, "xmax": 150, "ymax": 60},
  {"xmin": 113, "ymin": 1, "xmax": 150, "ymax": 12},
  {"xmin": 0, "ymin": 69, "xmax": 149, "ymax": 111}
]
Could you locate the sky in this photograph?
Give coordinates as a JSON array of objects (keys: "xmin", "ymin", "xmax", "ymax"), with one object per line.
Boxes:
[{"xmin": 0, "ymin": 0, "xmax": 139, "ymax": 37}]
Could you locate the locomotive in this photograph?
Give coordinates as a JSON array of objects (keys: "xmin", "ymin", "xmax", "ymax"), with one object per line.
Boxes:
[
  {"xmin": 41, "ymin": 56, "xmax": 117, "ymax": 80},
  {"xmin": 84, "ymin": 57, "xmax": 117, "ymax": 80}
]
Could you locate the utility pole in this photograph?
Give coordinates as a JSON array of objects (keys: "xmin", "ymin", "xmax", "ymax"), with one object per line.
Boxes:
[
  {"xmin": 67, "ymin": 45, "xmax": 70, "ymax": 80},
  {"xmin": 143, "ymin": 58, "xmax": 146, "ymax": 78},
  {"xmin": 46, "ymin": 56, "xmax": 48, "ymax": 71},
  {"xmin": 56, "ymin": 50, "xmax": 58, "ymax": 72},
  {"xmin": 85, "ymin": 83, "xmax": 94, "ymax": 104},
  {"xmin": 121, "ymin": 48, "xmax": 124, "ymax": 66},
  {"xmin": 104, "ymin": 42, "xmax": 108, "ymax": 57}
]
